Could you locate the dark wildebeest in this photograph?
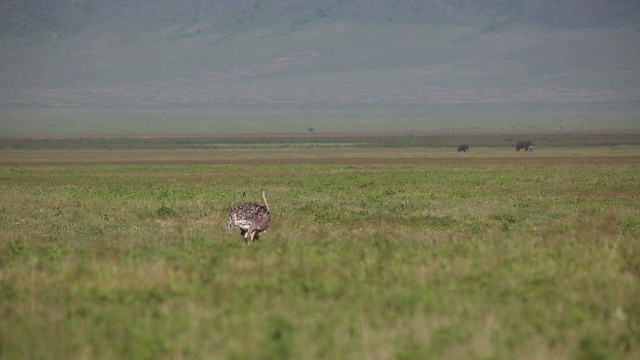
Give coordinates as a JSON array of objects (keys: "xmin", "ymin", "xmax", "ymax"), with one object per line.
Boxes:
[
  {"xmin": 458, "ymin": 144, "xmax": 469, "ymax": 152},
  {"xmin": 516, "ymin": 141, "xmax": 533, "ymax": 152}
]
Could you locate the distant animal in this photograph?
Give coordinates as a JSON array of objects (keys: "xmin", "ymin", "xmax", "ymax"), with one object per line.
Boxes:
[
  {"xmin": 458, "ymin": 144, "xmax": 469, "ymax": 152},
  {"xmin": 516, "ymin": 141, "xmax": 533, "ymax": 152},
  {"xmin": 226, "ymin": 190, "xmax": 272, "ymax": 244}
]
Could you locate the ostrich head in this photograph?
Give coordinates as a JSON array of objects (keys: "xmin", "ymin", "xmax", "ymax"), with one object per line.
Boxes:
[{"xmin": 261, "ymin": 190, "xmax": 270, "ymax": 213}]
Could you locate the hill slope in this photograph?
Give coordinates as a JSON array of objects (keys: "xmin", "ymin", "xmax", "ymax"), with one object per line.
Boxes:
[{"xmin": 0, "ymin": 1, "xmax": 639, "ymax": 135}]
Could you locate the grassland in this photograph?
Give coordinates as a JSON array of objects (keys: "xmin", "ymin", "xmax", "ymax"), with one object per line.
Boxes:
[
  {"xmin": 2, "ymin": 129, "xmax": 640, "ymax": 151},
  {"xmin": 2, "ymin": 104, "xmax": 639, "ymax": 137},
  {"xmin": 1, "ymin": 141, "xmax": 639, "ymax": 359}
]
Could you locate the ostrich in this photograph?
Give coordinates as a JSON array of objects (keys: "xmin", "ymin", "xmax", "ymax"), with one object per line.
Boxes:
[{"xmin": 226, "ymin": 190, "xmax": 271, "ymax": 244}]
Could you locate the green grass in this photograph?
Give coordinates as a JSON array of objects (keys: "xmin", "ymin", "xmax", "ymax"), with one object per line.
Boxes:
[
  {"xmin": 2, "ymin": 104, "xmax": 639, "ymax": 137},
  {"xmin": 1, "ymin": 147, "xmax": 639, "ymax": 359},
  {"xmin": 2, "ymin": 132, "xmax": 640, "ymax": 150}
]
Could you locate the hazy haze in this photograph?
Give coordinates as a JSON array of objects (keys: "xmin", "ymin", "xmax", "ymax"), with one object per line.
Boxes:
[{"xmin": 1, "ymin": 0, "xmax": 639, "ymax": 135}]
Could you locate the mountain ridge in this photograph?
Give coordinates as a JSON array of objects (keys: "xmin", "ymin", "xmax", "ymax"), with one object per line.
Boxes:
[{"xmin": 1, "ymin": 1, "xmax": 639, "ymax": 111}]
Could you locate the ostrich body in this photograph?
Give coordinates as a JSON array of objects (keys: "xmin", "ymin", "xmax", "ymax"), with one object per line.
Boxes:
[{"xmin": 226, "ymin": 190, "xmax": 271, "ymax": 244}]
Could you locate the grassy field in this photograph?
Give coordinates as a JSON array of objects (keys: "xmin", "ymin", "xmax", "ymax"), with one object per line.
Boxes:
[
  {"xmin": 1, "ymin": 144, "xmax": 639, "ymax": 359},
  {"xmin": 2, "ymin": 130, "xmax": 640, "ymax": 151},
  {"xmin": 2, "ymin": 105, "xmax": 640, "ymax": 137}
]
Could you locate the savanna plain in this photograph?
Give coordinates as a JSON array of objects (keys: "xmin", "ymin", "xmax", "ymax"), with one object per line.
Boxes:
[{"xmin": 1, "ymin": 134, "xmax": 639, "ymax": 360}]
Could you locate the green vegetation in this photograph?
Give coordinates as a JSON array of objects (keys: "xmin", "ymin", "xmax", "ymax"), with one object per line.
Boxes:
[
  {"xmin": 2, "ymin": 131, "xmax": 640, "ymax": 150},
  {"xmin": 2, "ymin": 105, "xmax": 639, "ymax": 137},
  {"xmin": 1, "ymin": 146, "xmax": 639, "ymax": 359}
]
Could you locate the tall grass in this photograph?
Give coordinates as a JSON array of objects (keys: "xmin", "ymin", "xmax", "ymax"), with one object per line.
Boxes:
[{"xmin": 1, "ymin": 148, "xmax": 639, "ymax": 359}]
